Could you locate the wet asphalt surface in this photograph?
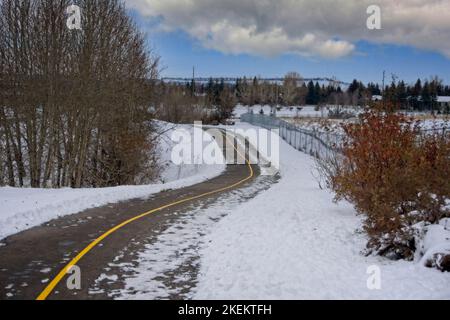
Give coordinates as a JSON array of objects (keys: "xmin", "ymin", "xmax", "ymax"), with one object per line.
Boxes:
[{"xmin": 0, "ymin": 133, "xmax": 275, "ymax": 300}]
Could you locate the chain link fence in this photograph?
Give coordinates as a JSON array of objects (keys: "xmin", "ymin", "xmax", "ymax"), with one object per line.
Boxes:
[
  {"xmin": 241, "ymin": 113, "xmax": 450, "ymax": 160},
  {"xmin": 241, "ymin": 113, "xmax": 344, "ymax": 160}
]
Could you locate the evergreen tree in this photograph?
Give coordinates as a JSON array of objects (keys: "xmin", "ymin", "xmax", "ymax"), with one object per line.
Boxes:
[
  {"xmin": 306, "ymin": 81, "xmax": 316, "ymax": 105},
  {"xmin": 235, "ymin": 78, "xmax": 242, "ymax": 100},
  {"xmin": 397, "ymin": 81, "xmax": 408, "ymax": 108},
  {"xmin": 348, "ymin": 79, "xmax": 359, "ymax": 94},
  {"xmin": 314, "ymin": 82, "xmax": 321, "ymax": 104},
  {"xmin": 421, "ymin": 81, "xmax": 431, "ymax": 111},
  {"xmin": 410, "ymin": 79, "xmax": 422, "ymax": 110}
]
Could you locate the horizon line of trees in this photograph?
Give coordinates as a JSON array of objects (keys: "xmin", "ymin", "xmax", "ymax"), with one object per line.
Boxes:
[{"xmin": 173, "ymin": 74, "xmax": 450, "ymax": 113}]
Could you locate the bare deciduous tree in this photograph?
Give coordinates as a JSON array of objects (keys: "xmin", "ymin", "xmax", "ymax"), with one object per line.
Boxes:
[{"xmin": 0, "ymin": 0, "xmax": 160, "ymax": 188}]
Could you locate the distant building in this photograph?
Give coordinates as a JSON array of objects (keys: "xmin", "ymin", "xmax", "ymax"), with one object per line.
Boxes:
[
  {"xmin": 371, "ymin": 95, "xmax": 383, "ymax": 101},
  {"xmin": 437, "ymin": 96, "xmax": 450, "ymax": 110}
]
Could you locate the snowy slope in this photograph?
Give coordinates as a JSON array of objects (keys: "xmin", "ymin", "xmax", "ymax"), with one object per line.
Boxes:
[
  {"xmin": 0, "ymin": 122, "xmax": 225, "ymax": 240},
  {"xmin": 154, "ymin": 121, "xmax": 225, "ymax": 183},
  {"xmin": 192, "ymin": 123, "xmax": 450, "ymax": 300}
]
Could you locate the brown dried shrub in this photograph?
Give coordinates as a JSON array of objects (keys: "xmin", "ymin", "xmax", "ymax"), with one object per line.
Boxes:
[{"xmin": 322, "ymin": 111, "xmax": 450, "ymax": 259}]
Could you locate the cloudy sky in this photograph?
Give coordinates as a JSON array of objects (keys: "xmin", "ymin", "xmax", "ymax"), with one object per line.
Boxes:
[{"xmin": 125, "ymin": 0, "xmax": 450, "ymax": 83}]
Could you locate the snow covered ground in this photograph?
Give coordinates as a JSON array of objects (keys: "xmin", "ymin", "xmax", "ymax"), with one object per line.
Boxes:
[
  {"xmin": 234, "ymin": 104, "xmax": 450, "ymax": 123},
  {"xmin": 154, "ymin": 122, "xmax": 224, "ymax": 183},
  {"xmin": 108, "ymin": 122, "xmax": 449, "ymax": 299},
  {"xmin": 2, "ymin": 119, "xmax": 448, "ymax": 299},
  {"xmin": 234, "ymin": 104, "xmax": 323, "ymax": 119},
  {"xmin": 191, "ymin": 123, "xmax": 450, "ymax": 299},
  {"xmin": 234, "ymin": 104, "xmax": 449, "ymax": 134},
  {"xmin": 284, "ymin": 117, "xmax": 450, "ymax": 135},
  {"xmin": 0, "ymin": 122, "xmax": 225, "ymax": 240},
  {"xmin": 96, "ymin": 173, "xmax": 278, "ymax": 299},
  {"xmin": 233, "ymin": 104, "xmax": 360, "ymax": 119}
]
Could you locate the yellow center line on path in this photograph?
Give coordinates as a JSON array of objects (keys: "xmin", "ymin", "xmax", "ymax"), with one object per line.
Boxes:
[{"xmin": 36, "ymin": 134, "xmax": 254, "ymax": 300}]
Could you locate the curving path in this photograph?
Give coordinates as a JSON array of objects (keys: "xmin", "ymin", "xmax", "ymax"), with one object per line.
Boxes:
[{"xmin": 0, "ymin": 133, "xmax": 259, "ymax": 300}]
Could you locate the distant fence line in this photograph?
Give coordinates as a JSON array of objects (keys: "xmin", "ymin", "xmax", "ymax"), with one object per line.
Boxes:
[
  {"xmin": 241, "ymin": 113, "xmax": 344, "ymax": 160},
  {"xmin": 420, "ymin": 127, "xmax": 450, "ymax": 135},
  {"xmin": 241, "ymin": 113, "xmax": 450, "ymax": 160}
]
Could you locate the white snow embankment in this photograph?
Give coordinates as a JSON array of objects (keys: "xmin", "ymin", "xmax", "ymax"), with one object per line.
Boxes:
[
  {"xmin": 416, "ymin": 218, "xmax": 450, "ymax": 270},
  {"xmin": 0, "ymin": 123, "xmax": 225, "ymax": 240},
  {"xmin": 193, "ymin": 123, "xmax": 450, "ymax": 300}
]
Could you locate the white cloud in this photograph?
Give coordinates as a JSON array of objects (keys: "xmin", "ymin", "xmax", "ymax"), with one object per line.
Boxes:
[{"xmin": 126, "ymin": 0, "xmax": 450, "ymax": 59}]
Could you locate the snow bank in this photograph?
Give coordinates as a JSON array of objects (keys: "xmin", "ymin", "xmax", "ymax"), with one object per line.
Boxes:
[
  {"xmin": 416, "ymin": 219, "xmax": 450, "ymax": 271},
  {"xmin": 418, "ymin": 119, "xmax": 450, "ymax": 131},
  {"xmin": 155, "ymin": 121, "xmax": 225, "ymax": 183},
  {"xmin": 193, "ymin": 123, "xmax": 450, "ymax": 300},
  {"xmin": 0, "ymin": 122, "xmax": 225, "ymax": 240}
]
